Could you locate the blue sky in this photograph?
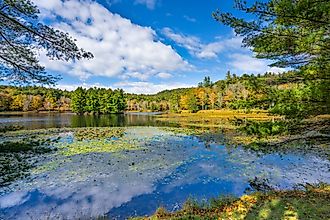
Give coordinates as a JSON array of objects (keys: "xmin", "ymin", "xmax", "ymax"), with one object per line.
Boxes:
[{"xmin": 34, "ymin": 0, "xmax": 283, "ymax": 94}]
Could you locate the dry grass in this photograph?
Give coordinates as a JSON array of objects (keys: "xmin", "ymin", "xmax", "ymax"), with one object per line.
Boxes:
[{"xmin": 156, "ymin": 109, "xmax": 282, "ymax": 129}]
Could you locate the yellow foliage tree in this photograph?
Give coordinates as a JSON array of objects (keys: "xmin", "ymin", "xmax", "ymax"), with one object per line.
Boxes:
[{"xmin": 180, "ymin": 95, "xmax": 189, "ymax": 110}]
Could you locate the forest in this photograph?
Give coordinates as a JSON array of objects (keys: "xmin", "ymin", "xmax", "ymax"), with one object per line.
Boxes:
[{"xmin": 1, "ymin": 68, "xmax": 328, "ymax": 119}]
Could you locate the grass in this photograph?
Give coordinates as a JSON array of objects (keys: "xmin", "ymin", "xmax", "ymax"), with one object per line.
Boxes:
[
  {"xmin": 157, "ymin": 109, "xmax": 281, "ymax": 128},
  {"xmin": 133, "ymin": 184, "xmax": 330, "ymax": 220}
]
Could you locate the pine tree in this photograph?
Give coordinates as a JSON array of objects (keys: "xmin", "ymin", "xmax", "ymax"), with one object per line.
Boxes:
[{"xmin": 71, "ymin": 87, "xmax": 86, "ymax": 115}]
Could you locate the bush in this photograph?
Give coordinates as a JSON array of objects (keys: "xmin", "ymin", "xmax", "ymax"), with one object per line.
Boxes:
[{"xmin": 240, "ymin": 120, "xmax": 288, "ymax": 137}]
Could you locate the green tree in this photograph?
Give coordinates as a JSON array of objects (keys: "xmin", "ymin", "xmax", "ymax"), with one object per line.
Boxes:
[
  {"xmin": 213, "ymin": 0, "xmax": 330, "ymax": 117},
  {"xmin": 85, "ymin": 88, "xmax": 100, "ymax": 114},
  {"xmin": 71, "ymin": 87, "xmax": 86, "ymax": 114},
  {"xmin": 198, "ymin": 76, "xmax": 213, "ymax": 88},
  {"xmin": 187, "ymin": 93, "xmax": 199, "ymax": 113},
  {"xmin": 0, "ymin": 0, "xmax": 93, "ymax": 84},
  {"xmin": 112, "ymin": 89, "xmax": 126, "ymax": 113},
  {"xmin": 100, "ymin": 89, "xmax": 113, "ymax": 114}
]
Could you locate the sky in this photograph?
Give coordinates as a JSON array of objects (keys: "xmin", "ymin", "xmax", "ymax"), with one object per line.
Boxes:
[{"xmin": 33, "ymin": 0, "xmax": 284, "ymax": 94}]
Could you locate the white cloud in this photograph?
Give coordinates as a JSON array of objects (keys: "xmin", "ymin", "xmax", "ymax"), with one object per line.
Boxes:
[
  {"xmin": 228, "ymin": 53, "xmax": 286, "ymax": 74},
  {"xmin": 134, "ymin": 0, "xmax": 158, "ymax": 9},
  {"xmin": 34, "ymin": 0, "xmax": 189, "ymax": 81},
  {"xmin": 162, "ymin": 28, "xmax": 242, "ymax": 59},
  {"xmin": 113, "ymin": 81, "xmax": 194, "ymax": 94},
  {"xmin": 161, "ymin": 28, "xmax": 285, "ymax": 74},
  {"xmin": 157, "ymin": 72, "xmax": 172, "ymax": 79},
  {"xmin": 54, "ymin": 82, "xmax": 112, "ymax": 91},
  {"xmin": 55, "ymin": 80, "xmax": 192, "ymax": 94}
]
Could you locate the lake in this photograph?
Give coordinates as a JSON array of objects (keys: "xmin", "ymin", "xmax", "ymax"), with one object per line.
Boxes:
[
  {"xmin": 0, "ymin": 114, "xmax": 329, "ymax": 219},
  {"xmin": 0, "ymin": 112, "xmax": 172, "ymax": 129}
]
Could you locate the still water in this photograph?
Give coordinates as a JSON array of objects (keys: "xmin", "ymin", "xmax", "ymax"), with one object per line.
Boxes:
[
  {"xmin": 0, "ymin": 112, "xmax": 172, "ymax": 129},
  {"xmin": 0, "ymin": 114, "xmax": 329, "ymax": 219}
]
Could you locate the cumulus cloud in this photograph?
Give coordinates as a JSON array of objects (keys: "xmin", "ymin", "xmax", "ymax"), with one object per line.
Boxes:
[
  {"xmin": 162, "ymin": 28, "xmax": 242, "ymax": 59},
  {"xmin": 228, "ymin": 53, "xmax": 286, "ymax": 74},
  {"xmin": 34, "ymin": 0, "xmax": 188, "ymax": 81},
  {"xmin": 55, "ymin": 81, "xmax": 192, "ymax": 94},
  {"xmin": 113, "ymin": 81, "xmax": 194, "ymax": 94},
  {"xmin": 54, "ymin": 82, "xmax": 112, "ymax": 91},
  {"xmin": 162, "ymin": 28, "xmax": 286, "ymax": 74}
]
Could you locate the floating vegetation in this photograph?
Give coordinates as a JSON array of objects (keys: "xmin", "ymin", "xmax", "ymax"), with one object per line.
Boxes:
[
  {"xmin": 0, "ymin": 153, "xmax": 31, "ymax": 186},
  {"xmin": 73, "ymin": 127, "xmax": 125, "ymax": 141},
  {"xmin": 55, "ymin": 127, "xmax": 144, "ymax": 156},
  {"xmin": 0, "ymin": 140, "xmax": 52, "ymax": 153},
  {"xmin": 0, "ymin": 125, "xmax": 23, "ymax": 133},
  {"xmin": 0, "ymin": 139, "xmax": 56, "ymax": 186},
  {"xmin": 59, "ymin": 139, "xmax": 141, "ymax": 156}
]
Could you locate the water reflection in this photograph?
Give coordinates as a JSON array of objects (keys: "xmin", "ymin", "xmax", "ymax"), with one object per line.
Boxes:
[
  {"xmin": 0, "ymin": 127, "xmax": 329, "ymax": 220},
  {"xmin": 0, "ymin": 112, "xmax": 172, "ymax": 129}
]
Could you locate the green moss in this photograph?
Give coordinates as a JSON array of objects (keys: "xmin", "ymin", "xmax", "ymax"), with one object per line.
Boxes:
[{"xmin": 59, "ymin": 139, "xmax": 142, "ymax": 156}]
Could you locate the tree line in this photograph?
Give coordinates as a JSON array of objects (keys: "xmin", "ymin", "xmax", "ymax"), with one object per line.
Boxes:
[
  {"xmin": 125, "ymin": 70, "xmax": 328, "ymax": 119},
  {"xmin": 0, "ymin": 86, "xmax": 126, "ymax": 114},
  {"xmin": 0, "ymin": 86, "xmax": 71, "ymax": 112},
  {"xmin": 1, "ymin": 67, "xmax": 328, "ymax": 119},
  {"xmin": 0, "ymin": 0, "xmax": 328, "ymax": 119}
]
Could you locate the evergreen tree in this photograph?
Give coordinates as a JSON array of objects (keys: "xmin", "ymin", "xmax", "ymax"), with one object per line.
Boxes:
[
  {"xmin": 187, "ymin": 93, "xmax": 199, "ymax": 113},
  {"xmin": 0, "ymin": 0, "xmax": 93, "ymax": 84},
  {"xmin": 71, "ymin": 87, "xmax": 86, "ymax": 114},
  {"xmin": 213, "ymin": 0, "xmax": 330, "ymax": 118},
  {"xmin": 85, "ymin": 88, "xmax": 100, "ymax": 113}
]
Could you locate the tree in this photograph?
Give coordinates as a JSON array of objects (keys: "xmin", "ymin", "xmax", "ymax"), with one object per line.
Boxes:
[
  {"xmin": 213, "ymin": 0, "xmax": 329, "ymax": 71},
  {"xmin": 213, "ymin": 0, "xmax": 330, "ymax": 117},
  {"xmin": 169, "ymin": 94, "xmax": 180, "ymax": 112},
  {"xmin": 30, "ymin": 95, "xmax": 42, "ymax": 110},
  {"xmin": 110, "ymin": 89, "xmax": 126, "ymax": 113},
  {"xmin": 0, "ymin": 92, "xmax": 12, "ymax": 111},
  {"xmin": 71, "ymin": 87, "xmax": 86, "ymax": 114},
  {"xmin": 10, "ymin": 94, "xmax": 24, "ymax": 110},
  {"xmin": 196, "ymin": 88, "xmax": 209, "ymax": 110},
  {"xmin": 198, "ymin": 76, "xmax": 213, "ymax": 88},
  {"xmin": 187, "ymin": 93, "xmax": 199, "ymax": 113},
  {"xmin": 209, "ymin": 91, "xmax": 218, "ymax": 109},
  {"xmin": 180, "ymin": 94, "xmax": 189, "ymax": 110},
  {"xmin": 85, "ymin": 88, "xmax": 100, "ymax": 113},
  {"xmin": 0, "ymin": 0, "xmax": 93, "ymax": 84}
]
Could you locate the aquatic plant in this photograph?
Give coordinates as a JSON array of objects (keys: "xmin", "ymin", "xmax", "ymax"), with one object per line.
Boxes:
[
  {"xmin": 73, "ymin": 127, "xmax": 125, "ymax": 141},
  {"xmin": 0, "ymin": 125, "xmax": 23, "ymax": 133},
  {"xmin": 239, "ymin": 120, "xmax": 289, "ymax": 137},
  {"xmin": 59, "ymin": 139, "xmax": 141, "ymax": 156}
]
